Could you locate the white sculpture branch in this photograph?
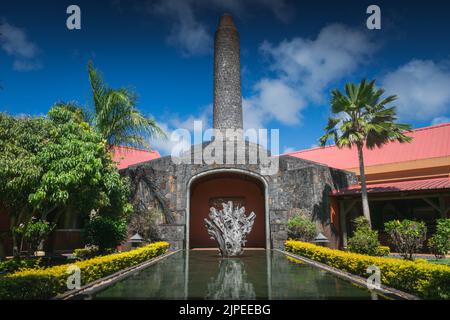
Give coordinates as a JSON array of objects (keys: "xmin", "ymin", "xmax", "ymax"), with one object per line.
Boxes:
[{"xmin": 204, "ymin": 201, "xmax": 256, "ymax": 257}]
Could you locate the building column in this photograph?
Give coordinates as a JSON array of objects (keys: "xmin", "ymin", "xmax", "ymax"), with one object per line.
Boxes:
[
  {"xmin": 438, "ymin": 196, "xmax": 447, "ymax": 218},
  {"xmin": 339, "ymin": 200, "xmax": 348, "ymax": 248}
]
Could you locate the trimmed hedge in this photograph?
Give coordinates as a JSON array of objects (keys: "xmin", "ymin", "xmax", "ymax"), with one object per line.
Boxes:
[
  {"xmin": 0, "ymin": 241, "xmax": 169, "ymax": 300},
  {"xmin": 285, "ymin": 240, "xmax": 450, "ymax": 299},
  {"xmin": 377, "ymin": 246, "xmax": 391, "ymax": 256}
]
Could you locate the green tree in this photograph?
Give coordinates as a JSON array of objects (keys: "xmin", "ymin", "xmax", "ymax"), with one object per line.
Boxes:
[
  {"xmin": 0, "ymin": 105, "xmax": 132, "ymax": 257},
  {"xmin": 428, "ymin": 219, "xmax": 450, "ymax": 259},
  {"xmin": 319, "ymin": 79, "xmax": 412, "ymax": 227},
  {"xmin": 347, "ymin": 216, "xmax": 382, "ymax": 256},
  {"xmin": 385, "ymin": 219, "xmax": 427, "ymax": 260},
  {"xmin": 287, "ymin": 214, "xmax": 317, "ymax": 242},
  {"xmin": 87, "ymin": 61, "xmax": 166, "ymax": 149},
  {"xmin": 83, "ymin": 216, "xmax": 127, "ymax": 253},
  {"xmin": 23, "ymin": 218, "xmax": 55, "ymax": 257}
]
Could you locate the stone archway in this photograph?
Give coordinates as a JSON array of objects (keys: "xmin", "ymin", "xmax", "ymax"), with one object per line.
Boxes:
[{"xmin": 186, "ymin": 169, "xmax": 269, "ymax": 249}]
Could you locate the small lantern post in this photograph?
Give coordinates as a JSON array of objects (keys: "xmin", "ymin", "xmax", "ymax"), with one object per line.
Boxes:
[
  {"xmin": 314, "ymin": 232, "xmax": 329, "ymax": 247},
  {"xmin": 130, "ymin": 233, "xmax": 144, "ymax": 248}
]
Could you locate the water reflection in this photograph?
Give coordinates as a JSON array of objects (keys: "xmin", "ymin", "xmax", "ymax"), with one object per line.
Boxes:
[
  {"xmin": 206, "ymin": 258, "xmax": 255, "ymax": 299},
  {"xmin": 91, "ymin": 250, "xmax": 383, "ymax": 300}
]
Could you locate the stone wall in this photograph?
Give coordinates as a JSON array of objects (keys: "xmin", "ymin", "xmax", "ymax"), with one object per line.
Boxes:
[{"xmin": 121, "ymin": 143, "xmax": 357, "ymax": 250}]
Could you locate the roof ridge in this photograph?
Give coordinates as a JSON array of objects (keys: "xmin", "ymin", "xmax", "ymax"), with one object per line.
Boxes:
[
  {"xmin": 283, "ymin": 143, "xmax": 341, "ymax": 156},
  {"xmin": 408, "ymin": 121, "xmax": 450, "ymax": 133},
  {"xmin": 112, "ymin": 145, "xmax": 159, "ymax": 154},
  {"xmin": 284, "ymin": 121, "xmax": 450, "ymax": 156}
]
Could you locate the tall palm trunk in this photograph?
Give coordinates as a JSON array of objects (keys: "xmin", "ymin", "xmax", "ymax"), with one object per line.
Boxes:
[{"xmin": 357, "ymin": 143, "xmax": 372, "ymax": 228}]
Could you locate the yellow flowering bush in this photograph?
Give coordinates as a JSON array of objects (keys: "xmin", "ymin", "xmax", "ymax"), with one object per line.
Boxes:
[
  {"xmin": 285, "ymin": 240, "xmax": 450, "ymax": 299},
  {"xmin": 0, "ymin": 242, "xmax": 169, "ymax": 300}
]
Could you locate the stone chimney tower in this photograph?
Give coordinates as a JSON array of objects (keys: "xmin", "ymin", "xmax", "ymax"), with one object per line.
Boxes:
[{"xmin": 213, "ymin": 14, "xmax": 243, "ymax": 132}]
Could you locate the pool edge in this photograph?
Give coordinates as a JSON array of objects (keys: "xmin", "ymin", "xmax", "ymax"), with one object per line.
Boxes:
[
  {"xmin": 55, "ymin": 250, "xmax": 182, "ymax": 300},
  {"xmin": 278, "ymin": 249, "xmax": 420, "ymax": 300}
]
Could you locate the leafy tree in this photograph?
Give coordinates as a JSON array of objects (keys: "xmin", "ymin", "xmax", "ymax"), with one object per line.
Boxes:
[
  {"xmin": 347, "ymin": 216, "xmax": 382, "ymax": 256},
  {"xmin": 23, "ymin": 218, "xmax": 54, "ymax": 257},
  {"xmin": 428, "ymin": 218, "xmax": 450, "ymax": 259},
  {"xmin": 83, "ymin": 216, "xmax": 127, "ymax": 253},
  {"xmin": 87, "ymin": 61, "xmax": 166, "ymax": 149},
  {"xmin": 319, "ymin": 79, "xmax": 412, "ymax": 227},
  {"xmin": 385, "ymin": 219, "xmax": 427, "ymax": 260},
  {"xmin": 0, "ymin": 105, "xmax": 132, "ymax": 256},
  {"xmin": 128, "ymin": 208, "xmax": 162, "ymax": 242},
  {"xmin": 287, "ymin": 214, "xmax": 317, "ymax": 242},
  {"xmin": 0, "ymin": 114, "xmax": 52, "ymax": 256}
]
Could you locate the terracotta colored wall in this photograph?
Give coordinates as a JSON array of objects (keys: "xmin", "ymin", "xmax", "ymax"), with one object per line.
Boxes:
[
  {"xmin": 190, "ymin": 174, "xmax": 265, "ymax": 248},
  {"xmin": 364, "ymin": 165, "xmax": 450, "ymax": 184},
  {"xmin": 0, "ymin": 205, "xmax": 11, "ymax": 257}
]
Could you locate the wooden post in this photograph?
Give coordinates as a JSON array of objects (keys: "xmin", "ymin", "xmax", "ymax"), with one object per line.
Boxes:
[
  {"xmin": 339, "ymin": 200, "xmax": 348, "ymax": 248},
  {"xmin": 438, "ymin": 196, "xmax": 447, "ymax": 218}
]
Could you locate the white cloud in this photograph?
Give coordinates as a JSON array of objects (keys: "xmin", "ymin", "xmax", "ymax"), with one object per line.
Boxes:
[
  {"xmin": 246, "ymin": 0, "xmax": 294, "ymax": 23},
  {"xmin": 13, "ymin": 59, "xmax": 42, "ymax": 72},
  {"xmin": 146, "ymin": 0, "xmax": 294, "ymax": 56},
  {"xmin": 282, "ymin": 146, "xmax": 295, "ymax": 153},
  {"xmin": 0, "ymin": 22, "xmax": 41, "ymax": 71},
  {"xmin": 243, "ymin": 78, "xmax": 306, "ymax": 129},
  {"xmin": 260, "ymin": 23, "xmax": 375, "ymax": 103},
  {"xmin": 431, "ymin": 116, "xmax": 450, "ymax": 125},
  {"xmin": 243, "ymin": 23, "xmax": 375, "ymax": 129},
  {"xmin": 150, "ymin": 106, "xmax": 211, "ymax": 155},
  {"xmin": 382, "ymin": 60, "xmax": 450, "ymax": 121},
  {"xmin": 153, "ymin": 0, "xmax": 212, "ymax": 56}
]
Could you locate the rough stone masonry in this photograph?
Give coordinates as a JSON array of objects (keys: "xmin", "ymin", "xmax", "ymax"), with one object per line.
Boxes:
[
  {"xmin": 213, "ymin": 14, "xmax": 243, "ymax": 132},
  {"xmin": 121, "ymin": 14, "xmax": 357, "ymax": 250}
]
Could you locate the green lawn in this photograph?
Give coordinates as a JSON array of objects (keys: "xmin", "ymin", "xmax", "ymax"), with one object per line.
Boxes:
[{"xmin": 427, "ymin": 258, "xmax": 450, "ymax": 266}]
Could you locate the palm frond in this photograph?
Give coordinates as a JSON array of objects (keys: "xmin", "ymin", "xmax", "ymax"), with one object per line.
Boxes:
[
  {"xmin": 87, "ymin": 62, "xmax": 167, "ymax": 149},
  {"xmin": 323, "ymin": 79, "xmax": 413, "ymax": 151}
]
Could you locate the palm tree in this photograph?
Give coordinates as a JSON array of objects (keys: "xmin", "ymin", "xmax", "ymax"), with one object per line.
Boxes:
[
  {"xmin": 319, "ymin": 79, "xmax": 412, "ymax": 228},
  {"xmin": 87, "ymin": 61, "xmax": 166, "ymax": 149}
]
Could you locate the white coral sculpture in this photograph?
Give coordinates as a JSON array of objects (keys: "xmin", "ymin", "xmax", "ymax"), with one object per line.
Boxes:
[{"xmin": 204, "ymin": 201, "xmax": 256, "ymax": 257}]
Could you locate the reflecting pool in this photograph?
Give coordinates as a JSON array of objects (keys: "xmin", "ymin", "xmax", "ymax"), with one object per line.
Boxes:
[{"xmin": 89, "ymin": 250, "xmax": 384, "ymax": 300}]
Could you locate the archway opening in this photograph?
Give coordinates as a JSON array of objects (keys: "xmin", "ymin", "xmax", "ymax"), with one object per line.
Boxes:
[{"xmin": 189, "ymin": 172, "xmax": 266, "ymax": 248}]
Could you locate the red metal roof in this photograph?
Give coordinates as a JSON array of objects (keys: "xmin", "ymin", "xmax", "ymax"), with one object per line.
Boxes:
[
  {"xmin": 111, "ymin": 145, "xmax": 160, "ymax": 169},
  {"xmin": 285, "ymin": 122, "xmax": 450, "ymax": 169},
  {"xmin": 332, "ymin": 177, "xmax": 450, "ymax": 196}
]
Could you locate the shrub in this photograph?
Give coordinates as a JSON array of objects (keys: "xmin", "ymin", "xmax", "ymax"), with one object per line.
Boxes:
[
  {"xmin": 287, "ymin": 214, "xmax": 317, "ymax": 242},
  {"xmin": 0, "ymin": 258, "xmax": 42, "ymax": 275},
  {"xmin": 377, "ymin": 246, "xmax": 390, "ymax": 256},
  {"xmin": 128, "ymin": 208, "xmax": 162, "ymax": 242},
  {"xmin": 285, "ymin": 240, "xmax": 450, "ymax": 299},
  {"xmin": 428, "ymin": 219, "xmax": 450, "ymax": 259},
  {"xmin": 0, "ymin": 242, "xmax": 169, "ymax": 299},
  {"xmin": 347, "ymin": 217, "xmax": 382, "ymax": 256},
  {"xmin": 83, "ymin": 216, "xmax": 127, "ymax": 253},
  {"xmin": 73, "ymin": 246, "xmax": 115, "ymax": 261},
  {"xmin": 73, "ymin": 246, "xmax": 100, "ymax": 261},
  {"xmin": 23, "ymin": 219, "xmax": 55, "ymax": 256},
  {"xmin": 384, "ymin": 219, "xmax": 427, "ymax": 260}
]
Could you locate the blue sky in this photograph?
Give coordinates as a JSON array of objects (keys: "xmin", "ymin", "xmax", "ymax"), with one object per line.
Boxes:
[{"xmin": 1, "ymin": 0, "xmax": 450, "ymax": 155}]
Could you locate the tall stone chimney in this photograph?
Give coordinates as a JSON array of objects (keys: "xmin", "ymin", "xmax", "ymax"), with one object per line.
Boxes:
[{"xmin": 213, "ymin": 14, "xmax": 243, "ymax": 132}]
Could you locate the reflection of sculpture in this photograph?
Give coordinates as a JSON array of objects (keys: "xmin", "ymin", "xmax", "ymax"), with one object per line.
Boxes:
[
  {"xmin": 204, "ymin": 201, "xmax": 255, "ymax": 257},
  {"xmin": 206, "ymin": 259, "xmax": 255, "ymax": 299}
]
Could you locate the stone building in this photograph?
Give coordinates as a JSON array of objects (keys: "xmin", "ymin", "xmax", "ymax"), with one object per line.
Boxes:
[{"xmin": 121, "ymin": 14, "xmax": 356, "ymax": 250}]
